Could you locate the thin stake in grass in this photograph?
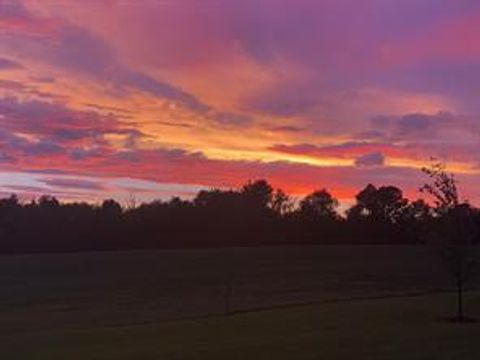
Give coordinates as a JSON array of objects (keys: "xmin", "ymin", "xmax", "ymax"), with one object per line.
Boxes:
[{"xmin": 224, "ymin": 277, "xmax": 232, "ymax": 316}]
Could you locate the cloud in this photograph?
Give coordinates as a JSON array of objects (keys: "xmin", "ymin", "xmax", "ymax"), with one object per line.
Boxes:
[
  {"xmin": 116, "ymin": 71, "xmax": 209, "ymax": 111},
  {"xmin": 268, "ymin": 125, "xmax": 304, "ymax": 133},
  {"xmin": 0, "ymin": 0, "xmax": 58, "ymax": 37},
  {"xmin": 242, "ymin": 80, "xmax": 322, "ymax": 117},
  {"xmin": 270, "ymin": 142, "xmax": 406, "ymax": 159},
  {"xmin": 0, "ymin": 129, "xmax": 64, "ymax": 159},
  {"xmin": 0, "ymin": 151, "xmax": 16, "ymax": 163},
  {"xmin": 84, "ymin": 103, "xmax": 133, "ymax": 115},
  {"xmin": 0, "ymin": 57, "xmax": 23, "ymax": 70},
  {"xmin": 0, "ymin": 2, "xmax": 210, "ymax": 112},
  {"xmin": 371, "ymin": 112, "xmax": 454, "ymax": 139},
  {"xmin": 2, "ymin": 0, "xmax": 480, "ymax": 205},
  {"xmin": 0, "ymin": 133, "xmax": 479, "ymax": 204},
  {"xmin": 0, "ymin": 97, "xmax": 145, "ymax": 168},
  {"xmin": 156, "ymin": 120, "xmax": 192, "ymax": 129},
  {"xmin": 0, "ymin": 79, "xmax": 65, "ymax": 100},
  {"xmin": 22, "ymin": 140, "xmax": 65, "ymax": 156},
  {"xmin": 40, "ymin": 177, "xmax": 107, "ymax": 191},
  {"xmin": 355, "ymin": 152, "xmax": 385, "ymax": 167},
  {"xmin": 0, "ymin": 97, "xmax": 139, "ymax": 144},
  {"xmin": 69, "ymin": 147, "xmax": 106, "ymax": 161},
  {"xmin": 210, "ymin": 111, "xmax": 252, "ymax": 126},
  {"xmin": 1, "ymin": 184, "xmax": 103, "ymax": 201},
  {"xmin": 397, "ymin": 113, "xmax": 444, "ymax": 136}
]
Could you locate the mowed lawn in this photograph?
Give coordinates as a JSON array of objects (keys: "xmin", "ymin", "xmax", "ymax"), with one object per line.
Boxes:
[
  {"xmin": 2, "ymin": 293, "xmax": 480, "ymax": 359},
  {"xmin": 1, "ymin": 246, "xmax": 479, "ymax": 359}
]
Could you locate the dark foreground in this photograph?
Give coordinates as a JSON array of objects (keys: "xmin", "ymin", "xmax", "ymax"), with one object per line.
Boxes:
[
  {"xmin": 3, "ymin": 293, "xmax": 480, "ymax": 360},
  {"xmin": 0, "ymin": 246, "xmax": 478, "ymax": 359}
]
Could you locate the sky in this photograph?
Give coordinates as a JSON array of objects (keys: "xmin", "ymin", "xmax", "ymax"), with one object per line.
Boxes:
[{"xmin": 1, "ymin": 0, "xmax": 480, "ymax": 205}]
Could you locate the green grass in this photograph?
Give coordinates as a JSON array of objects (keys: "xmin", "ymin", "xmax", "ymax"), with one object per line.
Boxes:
[
  {"xmin": 0, "ymin": 246, "xmax": 478, "ymax": 359},
  {"xmin": 2, "ymin": 293, "xmax": 480, "ymax": 359}
]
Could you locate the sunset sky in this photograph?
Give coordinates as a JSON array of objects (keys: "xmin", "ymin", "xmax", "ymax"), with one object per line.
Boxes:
[{"xmin": 1, "ymin": 0, "xmax": 480, "ymax": 205}]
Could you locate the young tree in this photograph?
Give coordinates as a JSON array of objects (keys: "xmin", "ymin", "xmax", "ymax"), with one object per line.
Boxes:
[{"xmin": 420, "ymin": 161, "xmax": 479, "ymax": 322}]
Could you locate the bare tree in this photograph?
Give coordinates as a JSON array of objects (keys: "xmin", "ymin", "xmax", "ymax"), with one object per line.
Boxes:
[
  {"xmin": 125, "ymin": 193, "xmax": 139, "ymax": 210},
  {"xmin": 420, "ymin": 160, "xmax": 478, "ymax": 322}
]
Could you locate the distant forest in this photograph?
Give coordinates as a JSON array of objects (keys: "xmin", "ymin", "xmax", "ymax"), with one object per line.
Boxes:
[{"xmin": 0, "ymin": 179, "xmax": 478, "ymax": 253}]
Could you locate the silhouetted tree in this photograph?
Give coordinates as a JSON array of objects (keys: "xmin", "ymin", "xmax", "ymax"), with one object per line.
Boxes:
[
  {"xmin": 348, "ymin": 184, "xmax": 407, "ymax": 223},
  {"xmin": 0, "ymin": 178, "xmax": 463, "ymax": 253},
  {"xmin": 397, "ymin": 199, "xmax": 433, "ymax": 243},
  {"xmin": 101, "ymin": 199, "xmax": 123, "ymax": 217},
  {"xmin": 347, "ymin": 184, "xmax": 409, "ymax": 243},
  {"xmin": 299, "ymin": 189, "xmax": 339, "ymax": 220},
  {"xmin": 193, "ymin": 189, "xmax": 243, "ymax": 246},
  {"xmin": 241, "ymin": 180, "xmax": 274, "ymax": 210},
  {"xmin": 38, "ymin": 195, "xmax": 60, "ymax": 209},
  {"xmin": 421, "ymin": 161, "xmax": 479, "ymax": 322},
  {"xmin": 0, "ymin": 195, "xmax": 21, "ymax": 251},
  {"xmin": 289, "ymin": 189, "xmax": 342, "ymax": 243},
  {"xmin": 271, "ymin": 189, "xmax": 294, "ymax": 216}
]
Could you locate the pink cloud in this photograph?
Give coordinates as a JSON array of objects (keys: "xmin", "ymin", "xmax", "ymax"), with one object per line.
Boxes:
[{"xmin": 2, "ymin": 0, "xmax": 480, "ymax": 205}]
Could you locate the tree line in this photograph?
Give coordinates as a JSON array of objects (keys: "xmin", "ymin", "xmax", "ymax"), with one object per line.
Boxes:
[{"xmin": 0, "ymin": 174, "xmax": 478, "ymax": 254}]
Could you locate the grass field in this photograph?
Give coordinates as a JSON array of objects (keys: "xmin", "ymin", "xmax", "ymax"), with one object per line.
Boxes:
[{"xmin": 1, "ymin": 246, "xmax": 479, "ymax": 359}]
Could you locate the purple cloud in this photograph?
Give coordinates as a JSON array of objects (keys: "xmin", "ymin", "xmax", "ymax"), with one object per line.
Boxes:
[
  {"xmin": 210, "ymin": 111, "xmax": 252, "ymax": 126},
  {"xmin": 370, "ymin": 112, "xmax": 462, "ymax": 141},
  {"xmin": 0, "ymin": 3, "xmax": 209, "ymax": 112},
  {"xmin": 0, "ymin": 57, "xmax": 23, "ymax": 70},
  {"xmin": 41, "ymin": 177, "xmax": 107, "ymax": 191},
  {"xmin": 355, "ymin": 152, "xmax": 385, "ymax": 167},
  {"xmin": 268, "ymin": 125, "xmax": 304, "ymax": 133},
  {"xmin": 0, "ymin": 97, "xmax": 138, "ymax": 143}
]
